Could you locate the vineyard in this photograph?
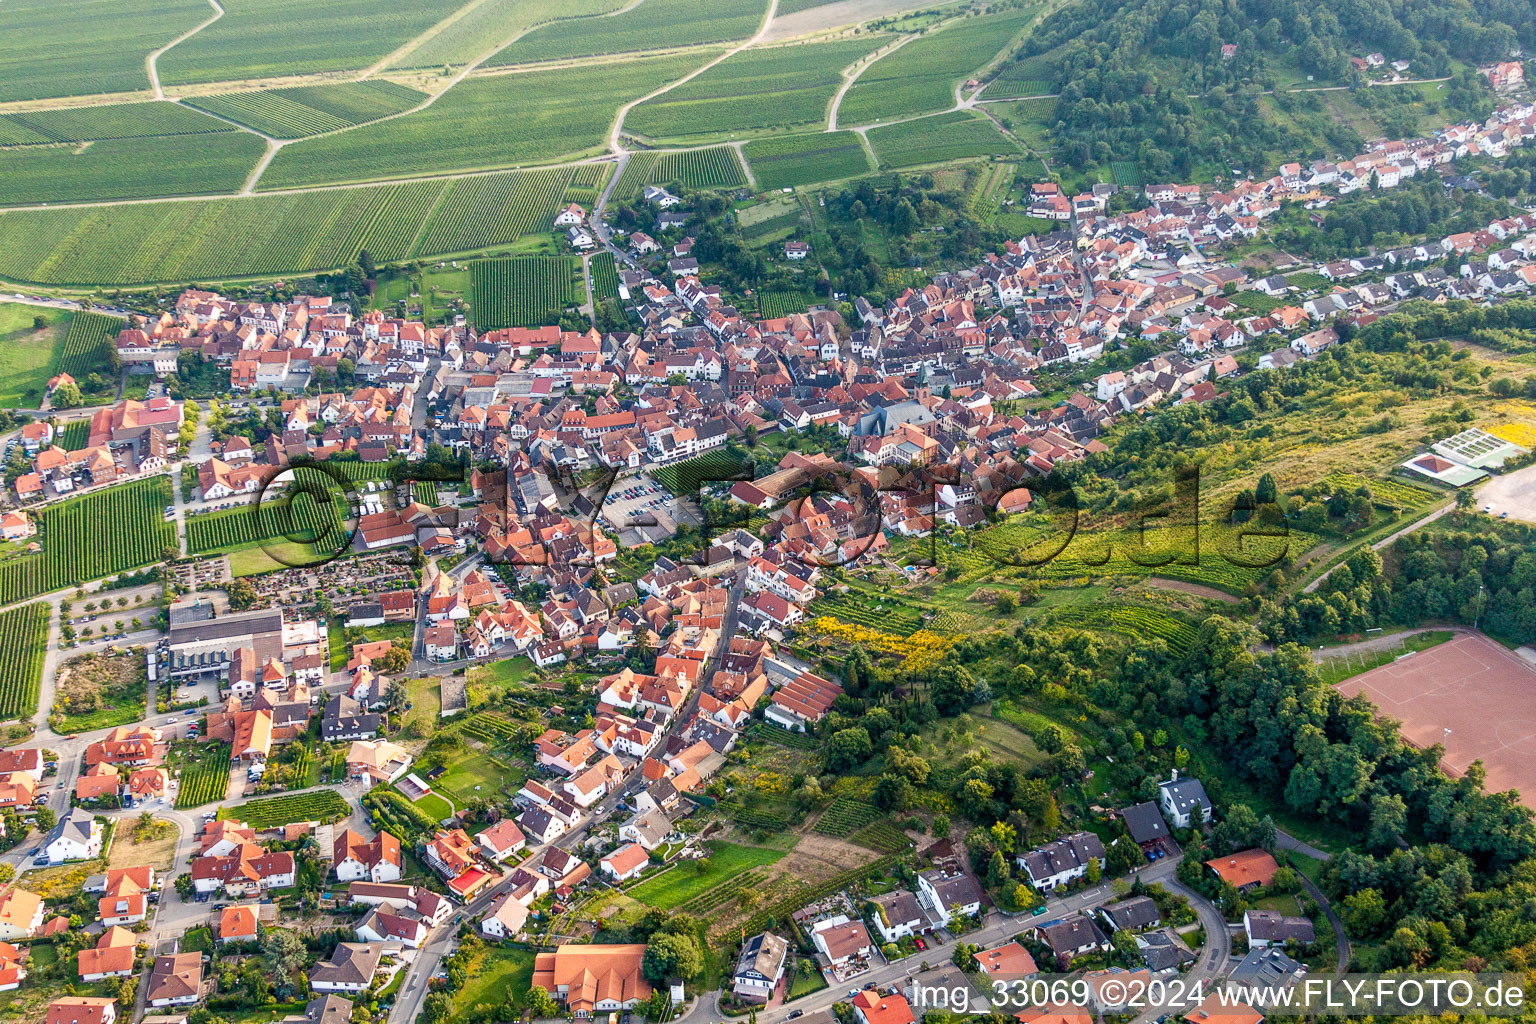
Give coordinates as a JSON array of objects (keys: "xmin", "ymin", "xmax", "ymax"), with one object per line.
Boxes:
[
  {"xmin": 0, "ymin": 132, "xmax": 267, "ymax": 206},
  {"xmin": 259, "ymin": 52, "xmax": 713, "ymax": 189},
  {"xmin": 4, "ymin": 0, "xmax": 214, "ymax": 103},
  {"xmin": 175, "ymin": 745, "xmax": 232, "ymax": 808},
  {"xmin": 650, "ymin": 449, "xmax": 752, "ymax": 496},
  {"xmin": 491, "ymin": 0, "xmax": 765, "ymax": 65},
  {"xmin": 591, "ymin": 252, "xmax": 621, "ymax": 302},
  {"xmin": 223, "ymin": 789, "xmax": 350, "ymax": 829},
  {"xmin": 850, "ymin": 822, "xmax": 913, "ymax": 853},
  {"xmin": 628, "ymin": 36, "xmax": 885, "ymax": 140},
  {"xmin": 463, "ymin": 711, "xmax": 518, "ymax": 743},
  {"xmin": 0, "ymin": 603, "xmax": 50, "ymax": 720},
  {"xmin": 1317, "ymin": 472, "xmax": 1437, "ymax": 510},
  {"xmin": 186, "ymin": 473, "xmax": 349, "ymax": 557},
  {"xmin": 675, "ymin": 866, "xmax": 773, "ymax": 915},
  {"xmin": 0, "ymin": 478, "xmax": 175, "ymax": 605},
  {"xmin": 759, "ymin": 290, "xmax": 817, "ymax": 318},
  {"xmin": 727, "ymin": 802, "xmax": 791, "ymax": 832},
  {"xmin": 59, "ymin": 421, "xmax": 89, "ymax": 451},
  {"xmin": 812, "ymin": 797, "xmax": 881, "ymax": 838},
  {"xmin": 809, "ymin": 588, "xmax": 926, "ymax": 637},
  {"xmin": 743, "ymin": 132, "xmax": 871, "ymax": 191},
  {"xmin": 868, "ymin": 111, "xmax": 1020, "ymax": 169},
  {"xmin": 837, "ymin": 6, "xmax": 1036, "ymax": 125},
  {"xmin": 0, "ymin": 101, "xmax": 238, "ymax": 144},
  {"xmin": 0, "ymin": 167, "xmax": 572, "ymax": 287},
  {"xmin": 187, "ymin": 81, "xmax": 426, "ymax": 138},
  {"xmin": 57, "ymin": 311, "xmax": 122, "ymax": 379},
  {"xmin": 469, "ymin": 257, "xmax": 578, "ymax": 330},
  {"xmin": 653, "ymin": 148, "xmax": 748, "ymax": 190},
  {"xmin": 1069, "ymin": 606, "xmax": 1199, "ymax": 656},
  {"xmin": 726, "ymin": 854, "xmax": 897, "ymax": 941}
]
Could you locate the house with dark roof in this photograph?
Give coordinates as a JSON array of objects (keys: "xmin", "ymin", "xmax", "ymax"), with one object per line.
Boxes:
[
  {"xmin": 1098, "ymin": 896, "xmax": 1161, "ymax": 933},
  {"xmin": 1119, "ymin": 801, "xmax": 1170, "ymax": 845},
  {"xmin": 1018, "ymin": 832, "xmax": 1104, "ymax": 891},
  {"xmin": 732, "ymin": 931, "xmax": 788, "ymax": 1003},
  {"xmin": 1034, "ymin": 915, "xmax": 1110, "ymax": 964}
]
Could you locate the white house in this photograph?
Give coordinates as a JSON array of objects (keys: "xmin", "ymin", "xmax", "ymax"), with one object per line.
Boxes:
[
  {"xmin": 1157, "ymin": 772, "xmax": 1213, "ymax": 829},
  {"xmin": 599, "ymin": 842, "xmax": 649, "ymax": 883},
  {"xmin": 44, "ymin": 810, "xmax": 102, "ymax": 864},
  {"xmin": 916, "ymin": 868, "xmax": 983, "ymax": 927}
]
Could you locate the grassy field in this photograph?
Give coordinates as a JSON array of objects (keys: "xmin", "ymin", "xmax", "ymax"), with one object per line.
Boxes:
[
  {"xmin": 434, "ymin": 750, "xmax": 527, "ymax": 806},
  {"xmin": 54, "ymin": 651, "xmax": 147, "ymax": 732},
  {"xmin": 0, "ymin": 132, "xmax": 266, "ymax": 206},
  {"xmin": 868, "ymin": 110, "xmax": 1020, "ymax": 169},
  {"xmin": 492, "ymin": 0, "xmax": 766, "ymax": 65},
  {"xmin": 156, "ymin": 0, "xmax": 466, "ymax": 85},
  {"xmin": 187, "ymin": 81, "xmax": 426, "ymax": 138},
  {"xmin": 452, "ymin": 947, "xmax": 537, "ymax": 1017},
  {"xmin": 1315, "ymin": 630, "xmax": 1455, "ymax": 686},
  {"xmin": 628, "ymin": 841, "xmax": 784, "ymax": 908},
  {"xmin": 260, "ymin": 51, "xmax": 716, "ymax": 188},
  {"xmin": 469, "ymin": 256, "xmax": 579, "ymax": 330},
  {"xmin": 627, "ymin": 36, "xmax": 888, "ymax": 141},
  {"xmin": 838, "ymin": 5, "xmax": 1037, "ymax": 125},
  {"xmin": 1, "ymin": 0, "xmax": 210, "ymax": 102},
  {"xmin": 0, "ymin": 304, "xmax": 69, "ymax": 407},
  {"xmin": 0, "ymin": 166, "xmax": 571, "ymax": 287},
  {"xmin": 742, "ymin": 131, "xmax": 871, "ymax": 190}
]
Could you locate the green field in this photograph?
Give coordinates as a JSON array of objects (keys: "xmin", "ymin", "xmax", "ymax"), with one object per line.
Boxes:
[
  {"xmin": 0, "ymin": 166, "xmax": 571, "ymax": 287},
  {"xmin": 0, "ymin": 603, "xmax": 51, "ymax": 721},
  {"xmin": 156, "ymin": 0, "xmax": 466, "ymax": 85},
  {"xmin": 0, "ymin": 304, "xmax": 70, "ymax": 407},
  {"xmin": 0, "ymin": 477, "xmax": 176, "ymax": 605},
  {"xmin": 627, "ymin": 36, "xmax": 888, "ymax": 140},
  {"xmin": 452, "ymin": 947, "xmax": 537, "ymax": 1017},
  {"xmin": 839, "ymin": 6, "xmax": 1038, "ymax": 125},
  {"xmin": 470, "ymin": 256, "xmax": 578, "ymax": 330},
  {"xmin": 742, "ymin": 131, "xmax": 871, "ymax": 191},
  {"xmin": 628, "ymin": 841, "xmax": 784, "ymax": 907},
  {"xmin": 187, "ymin": 81, "xmax": 426, "ymax": 138},
  {"xmin": 868, "ymin": 110, "xmax": 1020, "ymax": 169},
  {"xmin": 491, "ymin": 0, "xmax": 766, "ymax": 65},
  {"xmin": 259, "ymin": 52, "xmax": 715, "ymax": 189},
  {"xmin": 1, "ymin": 0, "xmax": 212, "ymax": 102},
  {"xmin": 389, "ymin": 0, "xmax": 628, "ymax": 70},
  {"xmin": 0, "ymin": 132, "xmax": 266, "ymax": 206},
  {"xmin": 220, "ymin": 789, "xmax": 350, "ymax": 828}
]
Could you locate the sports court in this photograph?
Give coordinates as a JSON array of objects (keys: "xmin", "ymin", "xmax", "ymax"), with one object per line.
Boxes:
[{"xmin": 1337, "ymin": 632, "xmax": 1536, "ymax": 802}]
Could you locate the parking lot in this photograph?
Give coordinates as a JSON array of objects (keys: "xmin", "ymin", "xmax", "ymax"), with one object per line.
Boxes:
[
  {"xmin": 599, "ymin": 473, "xmax": 672, "ymax": 527},
  {"xmin": 1477, "ymin": 461, "xmax": 1536, "ymax": 525}
]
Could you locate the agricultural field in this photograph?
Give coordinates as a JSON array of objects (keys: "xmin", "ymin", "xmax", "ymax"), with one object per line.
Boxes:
[
  {"xmin": 156, "ymin": 0, "xmax": 466, "ymax": 85},
  {"xmin": 738, "ymin": 195, "xmax": 804, "ymax": 245},
  {"xmin": 388, "ymin": 0, "xmax": 627, "ymax": 71},
  {"xmin": 812, "ymin": 797, "xmax": 881, "ymax": 838},
  {"xmin": 590, "ymin": 251, "xmax": 621, "ymax": 301},
  {"xmin": 1069, "ymin": 605, "xmax": 1199, "ymax": 656},
  {"xmin": 220, "ymin": 789, "xmax": 350, "ymax": 828},
  {"xmin": 57, "ymin": 312, "xmax": 124, "ymax": 380},
  {"xmin": 174, "ymin": 743, "xmax": 233, "ymax": 808},
  {"xmin": 60, "ymin": 422, "xmax": 90, "ymax": 451},
  {"xmin": 867, "ymin": 110, "xmax": 1020, "ymax": 169},
  {"xmin": 0, "ymin": 478, "xmax": 175, "ymax": 605},
  {"xmin": 760, "ymin": 289, "xmax": 818, "ymax": 317},
  {"xmin": 0, "ymin": 167, "xmax": 570, "ymax": 287},
  {"xmin": 491, "ymin": 0, "xmax": 767, "ymax": 65},
  {"xmin": 0, "ymin": 604, "xmax": 51, "ymax": 721},
  {"xmin": 469, "ymin": 257, "xmax": 579, "ymax": 330},
  {"xmin": 186, "ymin": 471, "xmax": 349, "ymax": 557},
  {"xmin": 0, "ymin": 132, "xmax": 266, "ymax": 206},
  {"xmin": 1316, "ymin": 472, "xmax": 1437, "ymax": 510},
  {"xmin": 651, "ymin": 449, "xmax": 752, "ymax": 496},
  {"xmin": 652, "ymin": 148, "xmax": 748, "ymax": 191},
  {"xmin": 627, "ymin": 36, "xmax": 888, "ymax": 141},
  {"xmin": 627, "ymin": 841, "xmax": 784, "ymax": 908},
  {"xmin": 259, "ymin": 51, "xmax": 716, "ymax": 188},
  {"xmin": 742, "ymin": 131, "xmax": 870, "ymax": 191},
  {"xmin": 0, "ymin": 304, "xmax": 71, "ymax": 408},
  {"xmin": 1, "ymin": 0, "xmax": 211, "ymax": 102},
  {"xmin": 0, "ymin": 102, "xmax": 239, "ymax": 145},
  {"xmin": 838, "ymin": 6, "xmax": 1038, "ymax": 125},
  {"xmin": 187, "ymin": 81, "xmax": 426, "ymax": 138}
]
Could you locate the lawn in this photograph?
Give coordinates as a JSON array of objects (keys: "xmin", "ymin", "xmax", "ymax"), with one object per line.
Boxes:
[
  {"xmin": 628, "ymin": 841, "xmax": 785, "ymax": 909},
  {"xmin": 0, "ymin": 304, "xmax": 68, "ymax": 408},
  {"xmin": 467, "ymin": 656, "xmax": 537, "ymax": 691},
  {"xmin": 410, "ymin": 790, "xmax": 455, "ymax": 821},
  {"xmin": 434, "ymin": 752, "xmax": 527, "ymax": 806},
  {"xmin": 452, "ymin": 947, "xmax": 537, "ymax": 1017}
]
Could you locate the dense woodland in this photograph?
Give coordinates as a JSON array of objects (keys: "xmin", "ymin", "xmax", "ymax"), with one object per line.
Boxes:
[{"xmin": 1011, "ymin": 0, "xmax": 1523, "ymax": 178}]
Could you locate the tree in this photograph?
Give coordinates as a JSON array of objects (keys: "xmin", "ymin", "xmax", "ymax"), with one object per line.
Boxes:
[
  {"xmin": 53, "ymin": 381, "xmax": 82, "ymax": 409},
  {"xmin": 642, "ymin": 930, "xmax": 702, "ymax": 983},
  {"xmin": 527, "ymin": 985, "xmax": 560, "ymax": 1017},
  {"xmin": 263, "ymin": 929, "xmax": 309, "ymax": 996},
  {"xmin": 383, "ymin": 680, "xmax": 410, "ymax": 714},
  {"xmin": 358, "ymin": 250, "xmax": 377, "ymax": 279},
  {"xmin": 422, "ymin": 993, "xmax": 452, "ymax": 1024},
  {"xmin": 1456, "ymin": 487, "xmax": 1476, "ymax": 511},
  {"xmin": 825, "ymin": 727, "xmax": 873, "ymax": 772},
  {"xmin": 226, "ymin": 579, "xmax": 257, "ymax": 611},
  {"xmin": 34, "ymin": 807, "xmax": 54, "ymax": 831}
]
